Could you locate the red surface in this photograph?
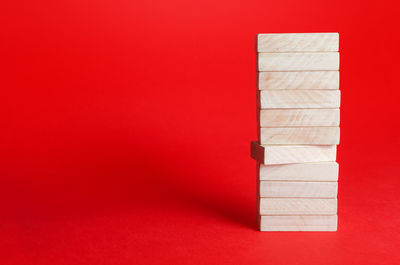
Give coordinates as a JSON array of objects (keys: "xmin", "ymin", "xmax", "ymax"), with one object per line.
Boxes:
[{"xmin": 2, "ymin": 0, "xmax": 400, "ymax": 264}]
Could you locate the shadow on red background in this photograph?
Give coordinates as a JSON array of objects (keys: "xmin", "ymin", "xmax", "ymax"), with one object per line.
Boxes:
[{"xmin": 2, "ymin": 0, "xmax": 400, "ymax": 264}]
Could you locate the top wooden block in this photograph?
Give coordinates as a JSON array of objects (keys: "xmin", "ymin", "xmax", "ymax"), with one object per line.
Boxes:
[{"xmin": 257, "ymin": 33, "xmax": 339, "ymax": 52}]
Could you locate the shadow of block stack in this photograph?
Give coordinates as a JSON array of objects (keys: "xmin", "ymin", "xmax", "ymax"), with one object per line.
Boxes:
[{"xmin": 251, "ymin": 33, "xmax": 340, "ymax": 231}]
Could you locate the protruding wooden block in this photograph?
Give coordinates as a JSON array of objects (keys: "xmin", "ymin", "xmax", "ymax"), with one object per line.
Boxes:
[
  {"xmin": 251, "ymin": 141, "xmax": 336, "ymax": 165},
  {"xmin": 260, "ymin": 215, "xmax": 337, "ymax": 231},
  {"xmin": 260, "ymin": 90, "xmax": 340, "ymax": 109},
  {"xmin": 260, "ymin": 109, "xmax": 340, "ymax": 127},
  {"xmin": 259, "ymin": 198, "xmax": 337, "ymax": 215},
  {"xmin": 259, "ymin": 162, "xmax": 339, "ymax": 181},
  {"xmin": 257, "ymin": 33, "xmax": 339, "ymax": 52},
  {"xmin": 258, "ymin": 71, "xmax": 339, "ymax": 90},
  {"xmin": 258, "ymin": 52, "xmax": 339, "ymax": 71},
  {"xmin": 260, "ymin": 127, "xmax": 340, "ymax": 145},
  {"xmin": 260, "ymin": 181, "xmax": 338, "ymax": 198}
]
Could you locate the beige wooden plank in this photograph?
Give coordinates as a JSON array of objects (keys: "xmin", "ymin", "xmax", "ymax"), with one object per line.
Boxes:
[
  {"xmin": 250, "ymin": 141, "xmax": 336, "ymax": 165},
  {"xmin": 259, "ymin": 162, "xmax": 339, "ymax": 181},
  {"xmin": 259, "ymin": 198, "xmax": 337, "ymax": 215},
  {"xmin": 260, "ymin": 127, "xmax": 340, "ymax": 145},
  {"xmin": 260, "ymin": 90, "xmax": 340, "ymax": 109},
  {"xmin": 260, "ymin": 181, "xmax": 338, "ymax": 198},
  {"xmin": 260, "ymin": 215, "xmax": 337, "ymax": 231},
  {"xmin": 260, "ymin": 109, "xmax": 340, "ymax": 127},
  {"xmin": 258, "ymin": 52, "xmax": 339, "ymax": 71},
  {"xmin": 258, "ymin": 71, "xmax": 339, "ymax": 90},
  {"xmin": 257, "ymin": 33, "xmax": 339, "ymax": 52},
  {"xmin": 256, "ymin": 163, "xmax": 261, "ymax": 230}
]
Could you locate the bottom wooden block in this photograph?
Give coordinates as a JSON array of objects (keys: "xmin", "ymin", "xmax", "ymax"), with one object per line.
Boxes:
[{"xmin": 260, "ymin": 215, "xmax": 337, "ymax": 231}]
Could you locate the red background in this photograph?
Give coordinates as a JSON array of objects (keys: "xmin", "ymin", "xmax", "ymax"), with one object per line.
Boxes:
[{"xmin": 2, "ymin": 0, "xmax": 400, "ymax": 264}]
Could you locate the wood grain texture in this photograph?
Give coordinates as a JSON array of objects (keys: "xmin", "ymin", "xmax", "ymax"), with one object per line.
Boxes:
[
  {"xmin": 251, "ymin": 141, "xmax": 337, "ymax": 165},
  {"xmin": 258, "ymin": 71, "xmax": 339, "ymax": 90},
  {"xmin": 260, "ymin": 90, "xmax": 340, "ymax": 109},
  {"xmin": 260, "ymin": 181, "xmax": 338, "ymax": 198},
  {"xmin": 256, "ymin": 163, "xmax": 261, "ymax": 230},
  {"xmin": 257, "ymin": 33, "xmax": 339, "ymax": 52},
  {"xmin": 260, "ymin": 127, "xmax": 340, "ymax": 145},
  {"xmin": 260, "ymin": 109, "xmax": 340, "ymax": 127},
  {"xmin": 258, "ymin": 52, "xmax": 339, "ymax": 71},
  {"xmin": 259, "ymin": 162, "xmax": 339, "ymax": 181},
  {"xmin": 259, "ymin": 198, "xmax": 337, "ymax": 215},
  {"xmin": 260, "ymin": 215, "xmax": 337, "ymax": 231}
]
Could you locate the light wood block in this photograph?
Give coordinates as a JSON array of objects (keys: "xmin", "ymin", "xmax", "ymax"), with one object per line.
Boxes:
[
  {"xmin": 259, "ymin": 198, "xmax": 337, "ymax": 215},
  {"xmin": 260, "ymin": 109, "xmax": 340, "ymax": 127},
  {"xmin": 260, "ymin": 90, "xmax": 340, "ymax": 109},
  {"xmin": 260, "ymin": 181, "xmax": 338, "ymax": 198},
  {"xmin": 258, "ymin": 52, "xmax": 339, "ymax": 71},
  {"xmin": 260, "ymin": 215, "xmax": 337, "ymax": 231},
  {"xmin": 257, "ymin": 33, "xmax": 339, "ymax": 52},
  {"xmin": 258, "ymin": 71, "xmax": 339, "ymax": 90},
  {"xmin": 251, "ymin": 141, "xmax": 336, "ymax": 165},
  {"xmin": 259, "ymin": 162, "xmax": 339, "ymax": 181},
  {"xmin": 260, "ymin": 127, "xmax": 340, "ymax": 145}
]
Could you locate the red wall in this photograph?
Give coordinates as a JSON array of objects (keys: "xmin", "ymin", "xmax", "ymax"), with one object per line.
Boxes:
[{"xmin": 2, "ymin": 0, "xmax": 400, "ymax": 264}]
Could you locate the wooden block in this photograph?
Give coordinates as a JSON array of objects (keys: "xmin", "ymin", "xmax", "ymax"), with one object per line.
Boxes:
[
  {"xmin": 260, "ymin": 215, "xmax": 337, "ymax": 231},
  {"xmin": 258, "ymin": 71, "xmax": 339, "ymax": 90},
  {"xmin": 256, "ymin": 163, "xmax": 261, "ymax": 229},
  {"xmin": 251, "ymin": 141, "xmax": 336, "ymax": 165},
  {"xmin": 260, "ymin": 109, "xmax": 340, "ymax": 127},
  {"xmin": 258, "ymin": 52, "xmax": 339, "ymax": 71},
  {"xmin": 259, "ymin": 162, "xmax": 339, "ymax": 181},
  {"xmin": 257, "ymin": 33, "xmax": 339, "ymax": 52},
  {"xmin": 260, "ymin": 127, "xmax": 340, "ymax": 145},
  {"xmin": 260, "ymin": 90, "xmax": 340, "ymax": 109},
  {"xmin": 259, "ymin": 181, "xmax": 338, "ymax": 198},
  {"xmin": 259, "ymin": 198, "xmax": 337, "ymax": 215}
]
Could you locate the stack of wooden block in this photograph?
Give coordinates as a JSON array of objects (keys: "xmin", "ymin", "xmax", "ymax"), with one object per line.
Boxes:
[{"xmin": 251, "ymin": 33, "xmax": 340, "ymax": 231}]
